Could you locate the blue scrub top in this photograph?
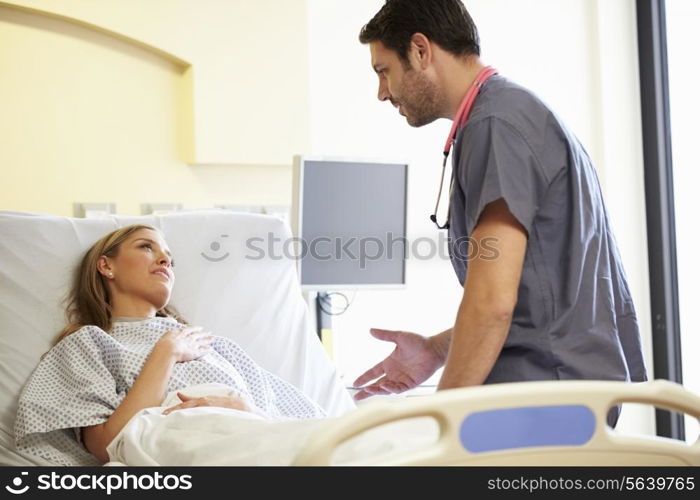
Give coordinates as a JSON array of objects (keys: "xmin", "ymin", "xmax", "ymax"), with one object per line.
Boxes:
[{"xmin": 448, "ymin": 75, "xmax": 647, "ymax": 384}]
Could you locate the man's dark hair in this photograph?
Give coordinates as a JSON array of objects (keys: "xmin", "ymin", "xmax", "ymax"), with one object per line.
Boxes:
[{"xmin": 359, "ymin": 0, "xmax": 480, "ymax": 65}]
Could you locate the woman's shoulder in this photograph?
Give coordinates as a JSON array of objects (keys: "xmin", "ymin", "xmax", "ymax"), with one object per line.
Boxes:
[
  {"xmin": 49, "ymin": 325, "xmax": 115, "ymax": 353},
  {"xmin": 37, "ymin": 325, "xmax": 114, "ymax": 367},
  {"xmin": 73, "ymin": 324, "xmax": 109, "ymax": 334}
]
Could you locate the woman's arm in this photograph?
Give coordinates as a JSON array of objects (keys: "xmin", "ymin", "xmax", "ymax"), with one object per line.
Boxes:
[
  {"xmin": 82, "ymin": 327, "xmax": 212, "ymax": 463},
  {"xmin": 162, "ymin": 392, "xmax": 251, "ymax": 415}
]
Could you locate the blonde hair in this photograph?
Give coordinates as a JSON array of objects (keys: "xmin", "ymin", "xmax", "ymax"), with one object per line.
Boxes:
[{"xmin": 54, "ymin": 224, "xmax": 186, "ymax": 345}]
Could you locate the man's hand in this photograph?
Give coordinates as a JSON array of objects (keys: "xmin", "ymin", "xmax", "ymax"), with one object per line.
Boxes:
[
  {"xmin": 351, "ymin": 328, "xmax": 447, "ymax": 401},
  {"xmin": 162, "ymin": 392, "xmax": 250, "ymax": 415}
]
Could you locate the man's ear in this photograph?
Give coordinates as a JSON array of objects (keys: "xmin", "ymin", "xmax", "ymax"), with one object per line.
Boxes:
[{"xmin": 408, "ymin": 33, "xmax": 432, "ymax": 69}]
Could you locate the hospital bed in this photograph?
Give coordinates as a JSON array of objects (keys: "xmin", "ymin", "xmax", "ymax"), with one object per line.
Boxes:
[
  {"xmin": 1, "ymin": 210, "xmax": 698, "ymax": 466},
  {"xmin": 294, "ymin": 379, "xmax": 700, "ymax": 465}
]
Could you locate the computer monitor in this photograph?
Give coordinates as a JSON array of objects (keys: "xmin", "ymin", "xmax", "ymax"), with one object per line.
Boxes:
[{"xmin": 292, "ymin": 155, "xmax": 408, "ymax": 290}]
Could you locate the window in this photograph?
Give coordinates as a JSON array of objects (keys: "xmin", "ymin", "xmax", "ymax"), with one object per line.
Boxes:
[
  {"xmin": 638, "ymin": 0, "xmax": 699, "ymax": 442},
  {"xmin": 666, "ymin": 0, "xmax": 700, "ymax": 443}
]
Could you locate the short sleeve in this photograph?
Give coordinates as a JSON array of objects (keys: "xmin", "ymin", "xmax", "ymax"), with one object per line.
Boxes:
[
  {"xmin": 456, "ymin": 116, "xmax": 547, "ymax": 236},
  {"xmin": 14, "ymin": 327, "xmax": 124, "ymax": 464}
]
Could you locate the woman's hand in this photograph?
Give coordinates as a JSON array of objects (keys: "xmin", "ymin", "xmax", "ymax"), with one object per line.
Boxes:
[
  {"xmin": 156, "ymin": 326, "xmax": 214, "ymax": 362},
  {"xmin": 162, "ymin": 392, "xmax": 250, "ymax": 415},
  {"xmin": 83, "ymin": 327, "xmax": 214, "ymax": 463}
]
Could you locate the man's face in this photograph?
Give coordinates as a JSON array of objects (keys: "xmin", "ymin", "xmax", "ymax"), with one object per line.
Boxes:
[{"xmin": 369, "ymin": 41, "xmax": 444, "ymax": 127}]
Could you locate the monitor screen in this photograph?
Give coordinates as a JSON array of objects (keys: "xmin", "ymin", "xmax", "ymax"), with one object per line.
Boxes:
[{"xmin": 292, "ymin": 156, "xmax": 408, "ymax": 290}]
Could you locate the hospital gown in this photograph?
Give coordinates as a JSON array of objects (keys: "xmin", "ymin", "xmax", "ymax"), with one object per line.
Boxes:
[{"xmin": 14, "ymin": 317, "xmax": 325, "ymax": 466}]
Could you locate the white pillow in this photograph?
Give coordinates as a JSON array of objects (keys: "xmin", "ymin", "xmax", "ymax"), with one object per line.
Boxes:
[{"xmin": 0, "ymin": 210, "xmax": 354, "ymax": 465}]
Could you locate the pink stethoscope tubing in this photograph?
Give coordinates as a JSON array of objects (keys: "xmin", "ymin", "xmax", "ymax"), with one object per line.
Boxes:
[{"xmin": 431, "ymin": 66, "xmax": 498, "ymax": 230}]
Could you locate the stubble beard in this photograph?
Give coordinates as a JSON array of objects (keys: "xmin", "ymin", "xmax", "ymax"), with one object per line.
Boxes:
[{"xmin": 399, "ymin": 69, "xmax": 445, "ymax": 128}]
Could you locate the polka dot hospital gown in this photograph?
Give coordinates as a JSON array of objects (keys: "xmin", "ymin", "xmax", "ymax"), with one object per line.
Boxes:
[{"xmin": 14, "ymin": 317, "xmax": 325, "ymax": 466}]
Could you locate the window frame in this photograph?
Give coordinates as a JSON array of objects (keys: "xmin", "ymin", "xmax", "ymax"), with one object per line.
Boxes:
[{"xmin": 636, "ymin": 0, "xmax": 684, "ymax": 440}]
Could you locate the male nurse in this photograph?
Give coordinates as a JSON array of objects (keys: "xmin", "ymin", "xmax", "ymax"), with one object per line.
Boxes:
[{"xmin": 352, "ymin": 0, "xmax": 647, "ymax": 418}]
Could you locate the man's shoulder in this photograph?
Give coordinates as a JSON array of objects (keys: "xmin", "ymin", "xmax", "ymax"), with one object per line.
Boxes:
[
  {"xmin": 460, "ymin": 75, "xmax": 574, "ymax": 173},
  {"xmin": 471, "ymin": 75, "xmax": 552, "ymax": 125},
  {"xmin": 485, "ymin": 75, "xmax": 541, "ymax": 100}
]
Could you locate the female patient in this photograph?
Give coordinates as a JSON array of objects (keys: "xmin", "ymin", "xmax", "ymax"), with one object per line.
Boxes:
[{"xmin": 14, "ymin": 225, "xmax": 324, "ymax": 466}]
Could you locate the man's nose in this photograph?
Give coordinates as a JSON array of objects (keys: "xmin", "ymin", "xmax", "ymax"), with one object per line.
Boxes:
[{"xmin": 377, "ymin": 81, "xmax": 390, "ymax": 102}]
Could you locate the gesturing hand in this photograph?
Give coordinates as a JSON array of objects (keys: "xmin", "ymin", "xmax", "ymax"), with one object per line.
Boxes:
[
  {"xmin": 162, "ymin": 392, "xmax": 250, "ymax": 415},
  {"xmin": 157, "ymin": 326, "xmax": 214, "ymax": 362},
  {"xmin": 352, "ymin": 328, "xmax": 445, "ymax": 401}
]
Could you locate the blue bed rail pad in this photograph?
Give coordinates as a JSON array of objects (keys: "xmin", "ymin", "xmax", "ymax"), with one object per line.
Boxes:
[{"xmin": 460, "ymin": 405, "xmax": 596, "ymax": 453}]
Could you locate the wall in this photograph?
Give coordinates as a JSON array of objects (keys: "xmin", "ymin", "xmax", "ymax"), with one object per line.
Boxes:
[{"xmin": 0, "ymin": 0, "xmax": 305, "ymax": 216}]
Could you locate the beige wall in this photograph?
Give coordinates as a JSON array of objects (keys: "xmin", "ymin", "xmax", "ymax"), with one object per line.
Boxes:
[{"xmin": 0, "ymin": 0, "xmax": 306, "ymax": 216}]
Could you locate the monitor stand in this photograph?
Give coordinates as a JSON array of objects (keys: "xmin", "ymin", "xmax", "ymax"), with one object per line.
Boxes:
[{"xmin": 316, "ymin": 291, "xmax": 333, "ymax": 358}]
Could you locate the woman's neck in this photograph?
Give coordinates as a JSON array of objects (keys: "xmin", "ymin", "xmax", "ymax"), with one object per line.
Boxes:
[{"xmin": 110, "ymin": 295, "xmax": 158, "ymax": 319}]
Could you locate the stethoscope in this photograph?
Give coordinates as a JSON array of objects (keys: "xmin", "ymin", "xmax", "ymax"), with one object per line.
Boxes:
[{"xmin": 430, "ymin": 66, "xmax": 498, "ymax": 230}]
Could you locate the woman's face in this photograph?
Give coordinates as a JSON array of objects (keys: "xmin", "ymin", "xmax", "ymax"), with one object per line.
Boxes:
[{"xmin": 100, "ymin": 228, "xmax": 175, "ymax": 311}]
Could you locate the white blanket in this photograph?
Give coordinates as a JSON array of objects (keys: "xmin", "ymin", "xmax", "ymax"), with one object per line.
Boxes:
[
  {"xmin": 16, "ymin": 319, "xmax": 326, "ymax": 466},
  {"xmin": 107, "ymin": 384, "xmax": 438, "ymax": 466}
]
